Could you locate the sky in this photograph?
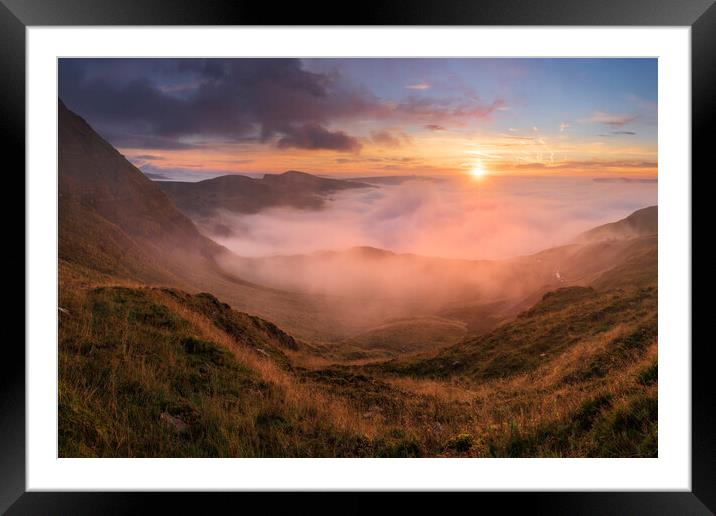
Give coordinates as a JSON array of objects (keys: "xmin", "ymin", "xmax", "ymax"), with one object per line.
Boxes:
[{"xmin": 59, "ymin": 58, "xmax": 658, "ymax": 179}]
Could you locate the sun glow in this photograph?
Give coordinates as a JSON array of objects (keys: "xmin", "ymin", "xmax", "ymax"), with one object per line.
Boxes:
[{"xmin": 469, "ymin": 164, "xmax": 487, "ymax": 179}]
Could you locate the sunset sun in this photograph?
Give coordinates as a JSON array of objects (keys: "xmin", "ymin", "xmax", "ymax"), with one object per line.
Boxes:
[{"xmin": 469, "ymin": 164, "xmax": 487, "ymax": 179}]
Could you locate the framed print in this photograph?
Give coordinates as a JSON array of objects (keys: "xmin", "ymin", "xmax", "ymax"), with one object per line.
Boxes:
[{"xmin": 4, "ymin": 0, "xmax": 713, "ymax": 513}]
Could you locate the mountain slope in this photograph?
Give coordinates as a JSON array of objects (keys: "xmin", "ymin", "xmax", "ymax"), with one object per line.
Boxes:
[
  {"xmin": 58, "ymin": 285, "xmax": 372, "ymax": 457},
  {"xmin": 59, "ymin": 99, "xmax": 225, "ymax": 285},
  {"xmin": 382, "ymin": 285, "xmax": 656, "ymax": 381},
  {"xmin": 577, "ymin": 206, "xmax": 657, "ymax": 243},
  {"xmin": 157, "ymin": 170, "xmax": 371, "ymax": 222}
]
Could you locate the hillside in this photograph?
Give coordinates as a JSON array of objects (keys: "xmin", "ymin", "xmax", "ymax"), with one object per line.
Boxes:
[
  {"xmin": 59, "ymin": 280, "xmax": 657, "ymax": 458},
  {"xmin": 58, "ymin": 228, "xmax": 658, "ymax": 458},
  {"xmin": 157, "ymin": 170, "xmax": 371, "ymax": 224},
  {"xmin": 58, "ymin": 284, "xmax": 373, "ymax": 457},
  {"xmin": 381, "ymin": 285, "xmax": 656, "ymax": 381},
  {"xmin": 59, "ymin": 99, "xmax": 224, "ymax": 285},
  {"xmin": 576, "ymin": 205, "xmax": 657, "ymax": 243}
]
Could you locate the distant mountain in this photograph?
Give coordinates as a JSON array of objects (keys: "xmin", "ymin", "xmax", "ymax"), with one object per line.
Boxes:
[
  {"xmin": 576, "ymin": 206, "xmax": 657, "ymax": 243},
  {"xmin": 157, "ymin": 170, "xmax": 371, "ymax": 221}
]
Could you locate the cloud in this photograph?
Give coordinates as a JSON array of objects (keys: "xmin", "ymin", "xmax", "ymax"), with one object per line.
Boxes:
[
  {"xmin": 559, "ymin": 122, "xmax": 571, "ymax": 132},
  {"xmin": 406, "ymin": 82, "xmax": 431, "ymax": 90},
  {"xmin": 129, "ymin": 154, "xmax": 164, "ymax": 161},
  {"xmin": 142, "ymin": 171, "xmax": 171, "ymax": 180},
  {"xmin": 424, "ymin": 124, "xmax": 445, "ymax": 131},
  {"xmin": 395, "ymin": 96, "xmax": 505, "ymax": 123},
  {"xmin": 512, "ymin": 160, "xmax": 656, "ymax": 173},
  {"xmin": 107, "ymin": 133, "xmax": 200, "ymax": 150},
  {"xmin": 598, "ymin": 130, "xmax": 637, "ymax": 137},
  {"xmin": 584, "ymin": 111, "xmax": 637, "ymax": 127},
  {"xmin": 60, "ymin": 58, "xmax": 375, "ymax": 151},
  {"xmin": 277, "ymin": 123, "xmax": 362, "ymax": 152},
  {"xmin": 138, "ymin": 163, "xmax": 236, "ymax": 182},
  {"xmin": 60, "ymin": 58, "xmax": 505, "ymax": 152},
  {"xmin": 502, "ymin": 134, "xmax": 536, "ymax": 141},
  {"xmin": 370, "ymin": 130, "xmax": 410, "ymax": 148}
]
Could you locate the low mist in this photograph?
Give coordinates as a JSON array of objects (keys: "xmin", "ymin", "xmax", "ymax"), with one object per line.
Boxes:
[
  {"xmin": 207, "ymin": 175, "xmax": 656, "ymax": 333},
  {"xmin": 210, "ymin": 175, "xmax": 656, "ymax": 260}
]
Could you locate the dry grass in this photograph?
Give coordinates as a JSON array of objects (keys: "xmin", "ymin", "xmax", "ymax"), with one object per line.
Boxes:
[
  {"xmin": 150, "ymin": 290, "xmax": 376, "ymax": 438},
  {"xmin": 59, "ymin": 263, "xmax": 658, "ymax": 458}
]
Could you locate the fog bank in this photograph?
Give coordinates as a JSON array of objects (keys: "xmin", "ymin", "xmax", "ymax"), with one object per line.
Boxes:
[{"xmin": 209, "ymin": 175, "xmax": 657, "ymax": 261}]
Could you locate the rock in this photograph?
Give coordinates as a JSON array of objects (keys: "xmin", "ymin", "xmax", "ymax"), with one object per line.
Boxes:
[
  {"xmin": 362, "ymin": 406, "xmax": 381, "ymax": 418},
  {"xmin": 160, "ymin": 412, "xmax": 189, "ymax": 433}
]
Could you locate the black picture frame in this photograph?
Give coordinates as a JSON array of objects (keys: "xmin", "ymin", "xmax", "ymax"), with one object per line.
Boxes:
[{"xmin": 4, "ymin": 0, "xmax": 712, "ymax": 513}]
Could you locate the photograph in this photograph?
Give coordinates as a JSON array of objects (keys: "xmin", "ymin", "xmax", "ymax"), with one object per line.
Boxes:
[{"xmin": 57, "ymin": 57, "xmax": 658, "ymax": 459}]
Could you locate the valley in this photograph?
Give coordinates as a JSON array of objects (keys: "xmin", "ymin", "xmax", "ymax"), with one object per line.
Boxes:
[{"xmin": 58, "ymin": 100, "xmax": 658, "ymax": 458}]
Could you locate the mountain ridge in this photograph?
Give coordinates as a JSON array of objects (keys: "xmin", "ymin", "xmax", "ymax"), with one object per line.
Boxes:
[{"xmin": 157, "ymin": 169, "xmax": 372, "ymax": 223}]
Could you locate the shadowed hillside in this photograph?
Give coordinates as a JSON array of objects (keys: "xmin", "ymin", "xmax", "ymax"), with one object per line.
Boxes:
[{"xmin": 59, "ymin": 99, "xmax": 223, "ymax": 285}]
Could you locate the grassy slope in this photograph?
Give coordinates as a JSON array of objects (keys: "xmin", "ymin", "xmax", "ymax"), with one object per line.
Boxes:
[
  {"xmin": 59, "ymin": 284, "xmax": 377, "ymax": 457},
  {"xmin": 60, "ymin": 275, "xmax": 657, "ymax": 457},
  {"xmin": 337, "ymin": 316, "xmax": 468, "ymax": 359},
  {"xmin": 381, "ymin": 286, "xmax": 656, "ymax": 381}
]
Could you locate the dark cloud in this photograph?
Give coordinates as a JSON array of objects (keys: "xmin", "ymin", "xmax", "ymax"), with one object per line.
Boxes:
[
  {"xmin": 59, "ymin": 58, "xmax": 505, "ymax": 152},
  {"xmin": 424, "ymin": 124, "xmax": 445, "ymax": 131},
  {"xmin": 277, "ymin": 124, "xmax": 362, "ymax": 153},
  {"xmin": 60, "ymin": 58, "xmax": 373, "ymax": 151}
]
